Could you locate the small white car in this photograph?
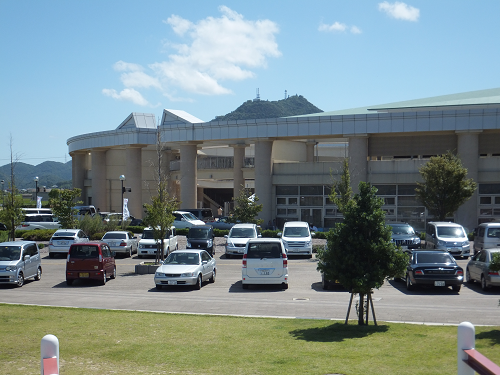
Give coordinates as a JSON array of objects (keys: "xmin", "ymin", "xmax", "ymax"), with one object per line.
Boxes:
[
  {"xmin": 48, "ymin": 229, "xmax": 89, "ymax": 258},
  {"xmin": 138, "ymin": 226, "xmax": 178, "ymax": 258},
  {"xmin": 278, "ymin": 221, "xmax": 313, "ymax": 258},
  {"xmin": 154, "ymin": 249, "xmax": 216, "ymax": 290},
  {"xmin": 242, "ymin": 238, "xmax": 289, "ymax": 289},
  {"xmin": 101, "ymin": 231, "xmax": 138, "ymax": 257},
  {"xmin": 225, "ymin": 223, "xmax": 261, "ymax": 258},
  {"xmin": 172, "ymin": 211, "xmax": 205, "ymax": 229}
]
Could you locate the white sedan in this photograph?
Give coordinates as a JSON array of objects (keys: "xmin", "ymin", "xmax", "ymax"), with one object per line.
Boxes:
[
  {"xmin": 101, "ymin": 231, "xmax": 138, "ymax": 257},
  {"xmin": 154, "ymin": 250, "xmax": 216, "ymax": 290},
  {"xmin": 48, "ymin": 229, "xmax": 89, "ymax": 258}
]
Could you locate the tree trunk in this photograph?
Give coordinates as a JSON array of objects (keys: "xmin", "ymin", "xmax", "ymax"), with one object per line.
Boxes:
[{"xmin": 358, "ymin": 293, "xmax": 365, "ymax": 325}]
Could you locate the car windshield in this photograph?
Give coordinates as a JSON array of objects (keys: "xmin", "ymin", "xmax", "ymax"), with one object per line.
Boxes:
[
  {"xmin": 229, "ymin": 228, "xmax": 256, "ymax": 238},
  {"xmin": 141, "ymin": 230, "xmax": 166, "ymax": 239},
  {"xmin": 416, "ymin": 253, "xmax": 454, "ymax": 264},
  {"xmin": 486, "ymin": 228, "xmax": 500, "ymax": 238},
  {"xmin": 53, "ymin": 231, "xmax": 76, "ymax": 237},
  {"xmin": 188, "ymin": 228, "xmax": 210, "ymax": 239},
  {"xmin": 102, "ymin": 233, "xmax": 126, "ymax": 240},
  {"xmin": 69, "ymin": 245, "xmax": 100, "ymax": 258},
  {"xmin": 247, "ymin": 243, "xmax": 282, "ymax": 259},
  {"xmin": 0, "ymin": 246, "xmax": 21, "ymax": 261},
  {"xmin": 283, "ymin": 227, "xmax": 309, "ymax": 237},
  {"xmin": 391, "ymin": 225, "xmax": 414, "ymax": 235},
  {"xmin": 163, "ymin": 252, "xmax": 200, "ymax": 265},
  {"xmin": 436, "ymin": 226, "xmax": 466, "ymax": 238},
  {"xmin": 183, "ymin": 213, "xmax": 198, "ymax": 221}
]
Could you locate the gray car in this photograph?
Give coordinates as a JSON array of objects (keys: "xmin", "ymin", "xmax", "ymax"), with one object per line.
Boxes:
[
  {"xmin": 101, "ymin": 231, "xmax": 138, "ymax": 257},
  {"xmin": 0, "ymin": 241, "xmax": 42, "ymax": 287},
  {"xmin": 466, "ymin": 248, "xmax": 500, "ymax": 291},
  {"xmin": 389, "ymin": 223, "xmax": 421, "ymax": 249}
]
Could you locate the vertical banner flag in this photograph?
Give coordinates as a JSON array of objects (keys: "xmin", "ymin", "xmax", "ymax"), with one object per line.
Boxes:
[
  {"xmin": 123, "ymin": 198, "xmax": 130, "ymax": 221},
  {"xmin": 36, "ymin": 196, "xmax": 42, "ymax": 209}
]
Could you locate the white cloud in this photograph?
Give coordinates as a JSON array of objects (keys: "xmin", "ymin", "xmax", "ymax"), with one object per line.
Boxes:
[
  {"xmin": 319, "ymin": 22, "xmax": 361, "ymax": 34},
  {"xmin": 378, "ymin": 1, "xmax": 420, "ymax": 22},
  {"xmin": 102, "ymin": 88, "xmax": 151, "ymax": 106},
  {"xmin": 103, "ymin": 7, "xmax": 281, "ymax": 105}
]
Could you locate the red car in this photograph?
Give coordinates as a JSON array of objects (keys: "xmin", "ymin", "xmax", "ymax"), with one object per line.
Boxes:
[{"xmin": 66, "ymin": 242, "xmax": 116, "ymax": 286}]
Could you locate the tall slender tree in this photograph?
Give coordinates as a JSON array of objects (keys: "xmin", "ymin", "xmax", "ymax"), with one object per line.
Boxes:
[{"xmin": 49, "ymin": 188, "xmax": 82, "ymax": 229}]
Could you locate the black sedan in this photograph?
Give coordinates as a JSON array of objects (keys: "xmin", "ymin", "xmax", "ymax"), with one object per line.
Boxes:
[{"xmin": 405, "ymin": 250, "xmax": 464, "ymax": 292}]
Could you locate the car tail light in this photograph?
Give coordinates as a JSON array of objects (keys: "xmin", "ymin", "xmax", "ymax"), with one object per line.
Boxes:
[
  {"xmin": 415, "ymin": 270, "xmax": 424, "ymax": 275},
  {"xmin": 242, "ymin": 254, "xmax": 247, "ymax": 268},
  {"xmin": 283, "ymin": 253, "xmax": 288, "ymax": 268},
  {"xmin": 120, "ymin": 241, "xmax": 127, "ymax": 246},
  {"xmin": 456, "ymin": 270, "xmax": 463, "ymax": 276},
  {"xmin": 22, "ymin": 224, "xmax": 29, "ymax": 227},
  {"xmin": 489, "ymin": 271, "xmax": 499, "ymax": 276}
]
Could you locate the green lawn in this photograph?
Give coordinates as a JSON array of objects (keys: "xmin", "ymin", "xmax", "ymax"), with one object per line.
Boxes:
[{"xmin": 1, "ymin": 304, "xmax": 498, "ymax": 374}]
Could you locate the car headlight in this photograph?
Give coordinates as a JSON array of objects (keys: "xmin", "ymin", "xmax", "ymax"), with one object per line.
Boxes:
[
  {"xmin": 186, "ymin": 241, "xmax": 192, "ymax": 248},
  {"xmin": 181, "ymin": 272, "xmax": 195, "ymax": 277},
  {"xmin": 305, "ymin": 240, "xmax": 312, "ymax": 246},
  {"xmin": 139, "ymin": 244, "xmax": 144, "ymax": 249},
  {"xmin": 6, "ymin": 266, "xmax": 17, "ymax": 271},
  {"xmin": 462, "ymin": 241, "xmax": 469, "ymax": 247},
  {"xmin": 155, "ymin": 272, "xmax": 164, "ymax": 277},
  {"xmin": 413, "ymin": 238, "xmax": 421, "ymax": 244},
  {"xmin": 227, "ymin": 241, "xmax": 234, "ymax": 247},
  {"xmin": 207, "ymin": 239, "xmax": 213, "ymax": 247},
  {"xmin": 437, "ymin": 240, "xmax": 445, "ymax": 246}
]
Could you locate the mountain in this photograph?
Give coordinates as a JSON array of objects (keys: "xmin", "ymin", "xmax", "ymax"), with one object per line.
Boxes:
[
  {"xmin": 0, "ymin": 161, "xmax": 72, "ymax": 190},
  {"xmin": 212, "ymin": 94, "xmax": 323, "ymax": 121}
]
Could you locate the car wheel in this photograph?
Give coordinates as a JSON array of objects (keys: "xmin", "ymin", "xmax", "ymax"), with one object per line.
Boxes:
[
  {"xmin": 34, "ymin": 267, "xmax": 42, "ymax": 281},
  {"xmin": 110, "ymin": 266, "xmax": 116, "ymax": 279},
  {"xmin": 406, "ymin": 274, "xmax": 414, "ymax": 291},
  {"xmin": 16, "ymin": 272, "xmax": 24, "ymax": 287},
  {"xmin": 66, "ymin": 279, "xmax": 73, "ymax": 286},
  {"xmin": 209, "ymin": 269, "xmax": 216, "ymax": 283},
  {"xmin": 452, "ymin": 285, "xmax": 461, "ymax": 292},
  {"xmin": 138, "ymin": 254, "xmax": 142, "ymax": 259},
  {"xmin": 282, "ymin": 283, "xmax": 289, "ymax": 290},
  {"xmin": 242, "ymin": 283, "xmax": 249, "ymax": 289},
  {"xmin": 481, "ymin": 275, "xmax": 490, "ymax": 291},
  {"xmin": 49, "ymin": 253, "xmax": 54, "ymax": 259},
  {"xmin": 128, "ymin": 247, "xmax": 132, "ymax": 258},
  {"xmin": 101, "ymin": 271, "xmax": 107, "ymax": 286},
  {"xmin": 156, "ymin": 284, "xmax": 162, "ymax": 290},
  {"xmin": 307, "ymin": 254, "xmax": 313, "ymax": 259},
  {"xmin": 195, "ymin": 274, "xmax": 202, "ymax": 290},
  {"xmin": 466, "ymin": 268, "xmax": 474, "ymax": 284}
]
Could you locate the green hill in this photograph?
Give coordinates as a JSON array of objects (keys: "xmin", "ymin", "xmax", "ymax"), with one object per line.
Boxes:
[
  {"xmin": 0, "ymin": 161, "xmax": 72, "ymax": 190},
  {"xmin": 212, "ymin": 95, "xmax": 323, "ymax": 121}
]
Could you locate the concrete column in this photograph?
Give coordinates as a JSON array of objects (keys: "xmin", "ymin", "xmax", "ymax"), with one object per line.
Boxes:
[
  {"xmin": 179, "ymin": 144, "xmax": 197, "ymax": 209},
  {"xmin": 456, "ymin": 131, "xmax": 480, "ymax": 230},
  {"xmin": 91, "ymin": 149, "xmax": 107, "ymax": 212},
  {"xmin": 197, "ymin": 186, "xmax": 204, "ymax": 208},
  {"xmin": 306, "ymin": 141, "xmax": 316, "ymax": 162},
  {"xmin": 126, "ymin": 146, "xmax": 143, "ymax": 219},
  {"xmin": 233, "ymin": 145, "xmax": 246, "ymax": 199},
  {"xmin": 254, "ymin": 140, "xmax": 273, "ymax": 224},
  {"xmin": 348, "ymin": 136, "xmax": 368, "ymax": 193},
  {"xmin": 71, "ymin": 152, "xmax": 86, "ymax": 203}
]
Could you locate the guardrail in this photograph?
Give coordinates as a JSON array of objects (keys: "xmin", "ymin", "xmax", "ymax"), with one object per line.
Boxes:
[{"xmin": 458, "ymin": 322, "xmax": 500, "ymax": 375}]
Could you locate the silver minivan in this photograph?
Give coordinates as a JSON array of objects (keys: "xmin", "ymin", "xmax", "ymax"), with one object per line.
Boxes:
[
  {"xmin": 0, "ymin": 241, "xmax": 42, "ymax": 287},
  {"xmin": 473, "ymin": 222, "xmax": 500, "ymax": 255},
  {"xmin": 425, "ymin": 222, "xmax": 470, "ymax": 258}
]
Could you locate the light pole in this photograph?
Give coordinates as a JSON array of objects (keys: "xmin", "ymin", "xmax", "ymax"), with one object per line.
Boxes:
[
  {"xmin": 34, "ymin": 176, "xmax": 39, "ymax": 207},
  {"xmin": 1, "ymin": 179, "xmax": 4, "ymax": 207},
  {"xmin": 119, "ymin": 175, "xmax": 125, "ymax": 213}
]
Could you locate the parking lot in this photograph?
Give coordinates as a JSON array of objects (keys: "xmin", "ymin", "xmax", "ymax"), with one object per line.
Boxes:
[{"xmin": 0, "ymin": 237, "xmax": 499, "ymax": 326}]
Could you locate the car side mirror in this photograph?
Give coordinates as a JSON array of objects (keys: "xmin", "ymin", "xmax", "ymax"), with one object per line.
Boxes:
[
  {"xmin": 23, "ymin": 254, "xmax": 30, "ymax": 261},
  {"xmin": 111, "ymin": 251, "xmax": 116, "ymax": 257},
  {"xmin": 258, "ymin": 234, "xmax": 262, "ymax": 238},
  {"xmin": 277, "ymin": 232, "xmax": 282, "ymax": 237},
  {"xmin": 202, "ymin": 260, "xmax": 208, "ymax": 264},
  {"xmin": 224, "ymin": 235, "xmax": 228, "ymax": 238}
]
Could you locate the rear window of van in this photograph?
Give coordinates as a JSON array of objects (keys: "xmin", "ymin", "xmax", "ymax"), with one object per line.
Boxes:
[
  {"xmin": 70, "ymin": 245, "xmax": 100, "ymax": 258},
  {"xmin": 247, "ymin": 243, "xmax": 282, "ymax": 259}
]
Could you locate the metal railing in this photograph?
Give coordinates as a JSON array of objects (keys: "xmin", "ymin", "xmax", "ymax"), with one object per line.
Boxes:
[{"xmin": 458, "ymin": 322, "xmax": 500, "ymax": 375}]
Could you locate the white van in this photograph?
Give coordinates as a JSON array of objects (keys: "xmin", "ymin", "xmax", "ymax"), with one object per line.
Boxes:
[
  {"xmin": 473, "ymin": 222, "xmax": 500, "ymax": 255},
  {"xmin": 278, "ymin": 221, "xmax": 313, "ymax": 258},
  {"xmin": 172, "ymin": 211, "xmax": 205, "ymax": 229},
  {"xmin": 425, "ymin": 221, "xmax": 470, "ymax": 258},
  {"xmin": 138, "ymin": 226, "xmax": 178, "ymax": 258}
]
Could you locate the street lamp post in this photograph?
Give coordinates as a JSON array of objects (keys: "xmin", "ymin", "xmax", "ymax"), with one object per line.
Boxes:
[
  {"xmin": 34, "ymin": 176, "xmax": 39, "ymax": 207},
  {"xmin": 119, "ymin": 175, "xmax": 125, "ymax": 213},
  {"xmin": 1, "ymin": 179, "xmax": 4, "ymax": 207}
]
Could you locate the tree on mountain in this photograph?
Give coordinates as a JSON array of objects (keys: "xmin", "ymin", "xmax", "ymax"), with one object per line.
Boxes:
[{"xmin": 416, "ymin": 152, "xmax": 477, "ymax": 221}]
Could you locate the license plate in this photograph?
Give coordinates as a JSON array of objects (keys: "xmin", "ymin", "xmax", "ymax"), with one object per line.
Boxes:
[
  {"xmin": 110, "ymin": 242, "xmax": 116, "ymax": 246},
  {"xmin": 434, "ymin": 281, "xmax": 445, "ymax": 286},
  {"xmin": 79, "ymin": 273, "xmax": 89, "ymax": 278},
  {"xmin": 60, "ymin": 241, "xmax": 68, "ymax": 245},
  {"xmin": 258, "ymin": 269, "xmax": 271, "ymax": 275},
  {"xmin": 168, "ymin": 280, "xmax": 177, "ymax": 285}
]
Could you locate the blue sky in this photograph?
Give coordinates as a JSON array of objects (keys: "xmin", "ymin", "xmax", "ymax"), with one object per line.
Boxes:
[{"xmin": 1, "ymin": 1, "xmax": 499, "ymax": 165}]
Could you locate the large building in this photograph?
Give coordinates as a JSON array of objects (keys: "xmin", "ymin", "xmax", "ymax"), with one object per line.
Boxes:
[{"xmin": 67, "ymin": 88, "xmax": 500, "ymax": 231}]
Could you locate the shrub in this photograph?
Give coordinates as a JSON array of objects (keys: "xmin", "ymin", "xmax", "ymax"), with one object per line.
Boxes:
[
  {"xmin": 176, "ymin": 228, "xmax": 189, "ymax": 236},
  {"xmin": 312, "ymin": 231, "xmax": 327, "ymax": 240},
  {"xmin": 0, "ymin": 231, "xmax": 8, "ymax": 242},
  {"xmin": 261, "ymin": 230, "xmax": 280, "ymax": 238},
  {"xmin": 91, "ymin": 232, "xmax": 106, "ymax": 241},
  {"xmin": 213, "ymin": 229, "xmax": 229, "ymax": 237},
  {"xmin": 21, "ymin": 229, "xmax": 56, "ymax": 241},
  {"xmin": 128, "ymin": 226, "xmax": 146, "ymax": 234},
  {"xmin": 77, "ymin": 215, "xmax": 104, "ymax": 239}
]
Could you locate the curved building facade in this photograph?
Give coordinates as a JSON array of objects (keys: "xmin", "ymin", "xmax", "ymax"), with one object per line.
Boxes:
[{"xmin": 67, "ymin": 88, "xmax": 500, "ymax": 231}]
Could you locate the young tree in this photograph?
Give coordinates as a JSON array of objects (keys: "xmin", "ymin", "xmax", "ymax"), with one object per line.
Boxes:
[
  {"xmin": 317, "ymin": 182, "xmax": 407, "ymax": 325},
  {"xmin": 143, "ymin": 127, "xmax": 179, "ymax": 263},
  {"xmin": 415, "ymin": 151, "xmax": 477, "ymax": 221},
  {"xmin": 48, "ymin": 188, "xmax": 82, "ymax": 229},
  {"xmin": 230, "ymin": 187, "xmax": 263, "ymax": 225},
  {"xmin": 0, "ymin": 137, "xmax": 24, "ymax": 241},
  {"xmin": 330, "ymin": 158, "xmax": 353, "ymax": 213}
]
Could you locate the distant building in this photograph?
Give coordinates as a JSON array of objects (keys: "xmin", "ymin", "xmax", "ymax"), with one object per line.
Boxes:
[{"xmin": 67, "ymin": 88, "xmax": 500, "ymax": 231}]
